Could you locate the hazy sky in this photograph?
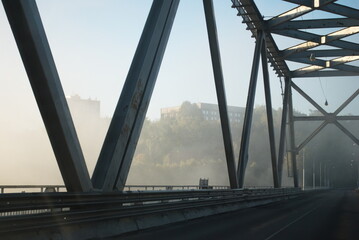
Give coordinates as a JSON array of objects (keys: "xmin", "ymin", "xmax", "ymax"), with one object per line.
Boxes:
[
  {"xmin": 0, "ymin": 0, "xmax": 358, "ymax": 124},
  {"xmin": 0, "ymin": 1, "xmax": 358, "ymax": 185}
]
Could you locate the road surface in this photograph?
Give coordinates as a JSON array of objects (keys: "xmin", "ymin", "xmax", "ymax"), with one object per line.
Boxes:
[{"xmin": 110, "ymin": 189, "xmax": 359, "ymax": 240}]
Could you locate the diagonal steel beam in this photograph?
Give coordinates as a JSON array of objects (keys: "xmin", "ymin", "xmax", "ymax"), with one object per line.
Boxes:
[
  {"xmin": 270, "ymin": 18, "xmax": 359, "ymax": 30},
  {"xmin": 237, "ymin": 31, "xmax": 264, "ymax": 188},
  {"xmin": 297, "ymin": 121, "xmax": 328, "ymax": 152},
  {"xmin": 334, "ymin": 89, "xmax": 359, "ymax": 115},
  {"xmin": 277, "ymin": 27, "xmax": 359, "ymax": 57},
  {"xmin": 92, "ymin": 0, "xmax": 179, "ymax": 191},
  {"xmin": 291, "ymin": 82, "xmax": 327, "ymax": 115},
  {"xmin": 203, "ymin": 0, "xmax": 238, "ymax": 189},
  {"xmin": 334, "ymin": 121, "xmax": 359, "ymax": 146},
  {"xmin": 320, "ymin": 3, "xmax": 359, "ymax": 20},
  {"xmin": 2, "ymin": 0, "xmax": 92, "ymax": 192},
  {"xmin": 261, "ymin": 36, "xmax": 279, "ymax": 188}
]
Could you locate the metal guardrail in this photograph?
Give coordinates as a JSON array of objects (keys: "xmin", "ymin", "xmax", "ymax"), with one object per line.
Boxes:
[
  {"xmin": 0, "ymin": 185, "xmax": 66, "ymax": 194},
  {"xmin": 0, "ymin": 185, "xmax": 229, "ymax": 193},
  {"xmin": 0, "ymin": 185, "xmax": 287, "ymax": 193},
  {"xmin": 0, "ymin": 188, "xmax": 302, "ymax": 234}
]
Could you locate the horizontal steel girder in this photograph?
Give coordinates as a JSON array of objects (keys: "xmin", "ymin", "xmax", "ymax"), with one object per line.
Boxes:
[
  {"xmin": 284, "ymin": 50, "xmax": 359, "ymax": 59},
  {"xmin": 269, "ymin": 18, "xmax": 359, "ymax": 31},
  {"xmin": 292, "ymin": 70, "xmax": 359, "ymax": 78},
  {"xmin": 291, "ymin": 56, "xmax": 359, "ymax": 76},
  {"xmin": 294, "ymin": 116, "xmax": 359, "ymax": 121},
  {"xmin": 267, "ymin": 0, "xmax": 336, "ymax": 28},
  {"xmin": 278, "ymin": 27, "xmax": 359, "ymax": 57},
  {"xmin": 284, "ymin": 0, "xmax": 359, "ymax": 20}
]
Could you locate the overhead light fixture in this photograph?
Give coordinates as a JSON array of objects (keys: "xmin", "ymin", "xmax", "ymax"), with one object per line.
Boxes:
[{"xmin": 309, "ymin": 53, "xmax": 316, "ymax": 62}]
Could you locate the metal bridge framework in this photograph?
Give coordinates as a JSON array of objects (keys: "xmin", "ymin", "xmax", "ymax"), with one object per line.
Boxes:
[{"xmin": 2, "ymin": 0, "xmax": 359, "ymax": 192}]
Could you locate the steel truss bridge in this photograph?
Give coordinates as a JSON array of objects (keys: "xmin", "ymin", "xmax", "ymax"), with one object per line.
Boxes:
[{"xmin": 1, "ymin": 0, "xmax": 358, "ymax": 239}]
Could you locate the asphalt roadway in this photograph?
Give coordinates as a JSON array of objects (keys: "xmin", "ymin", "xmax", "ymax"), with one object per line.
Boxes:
[{"xmin": 111, "ymin": 189, "xmax": 359, "ymax": 240}]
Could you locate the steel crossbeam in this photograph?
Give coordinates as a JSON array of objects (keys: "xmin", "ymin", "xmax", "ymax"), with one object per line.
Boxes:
[
  {"xmin": 279, "ymin": 28, "xmax": 359, "ymax": 57},
  {"xmin": 267, "ymin": 0, "xmax": 336, "ymax": 28},
  {"xmin": 290, "ymin": 84, "xmax": 359, "ymax": 152},
  {"xmin": 236, "ymin": 0, "xmax": 359, "ymax": 78},
  {"xmin": 269, "ymin": 18, "xmax": 359, "ymax": 31},
  {"xmin": 284, "ymin": 0, "xmax": 359, "ymax": 20},
  {"xmin": 290, "ymin": 56, "xmax": 359, "ymax": 74}
]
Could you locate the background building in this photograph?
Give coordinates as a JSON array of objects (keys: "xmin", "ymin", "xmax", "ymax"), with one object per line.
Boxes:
[{"xmin": 161, "ymin": 102, "xmax": 245, "ymax": 123}]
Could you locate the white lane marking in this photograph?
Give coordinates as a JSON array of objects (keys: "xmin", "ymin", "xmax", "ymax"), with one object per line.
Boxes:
[{"xmin": 264, "ymin": 207, "xmax": 318, "ymax": 240}]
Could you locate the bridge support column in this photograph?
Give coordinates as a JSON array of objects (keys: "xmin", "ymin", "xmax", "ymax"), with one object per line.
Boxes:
[
  {"xmin": 237, "ymin": 31, "xmax": 264, "ymax": 188},
  {"xmin": 203, "ymin": 0, "xmax": 238, "ymax": 189},
  {"xmin": 92, "ymin": 0, "xmax": 180, "ymax": 191},
  {"xmin": 260, "ymin": 37, "xmax": 279, "ymax": 188},
  {"xmin": 2, "ymin": 0, "xmax": 92, "ymax": 192},
  {"xmin": 288, "ymin": 84, "xmax": 299, "ymax": 187},
  {"xmin": 277, "ymin": 77, "xmax": 291, "ymax": 187}
]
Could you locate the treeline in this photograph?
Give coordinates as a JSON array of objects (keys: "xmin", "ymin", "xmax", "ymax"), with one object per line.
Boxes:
[{"xmin": 126, "ymin": 101, "xmax": 359, "ymax": 188}]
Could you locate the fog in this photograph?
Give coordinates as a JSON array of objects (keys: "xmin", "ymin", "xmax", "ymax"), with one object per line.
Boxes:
[
  {"xmin": 0, "ymin": 1, "xmax": 358, "ymax": 188},
  {"xmin": 2, "ymin": 96, "xmax": 357, "ymax": 188}
]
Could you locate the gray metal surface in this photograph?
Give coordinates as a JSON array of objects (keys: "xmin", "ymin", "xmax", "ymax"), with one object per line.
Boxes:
[
  {"xmin": 261, "ymin": 37, "xmax": 279, "ymax": 188},
  {"xmin": 2, "ymin": 0, "xmax": 92, "ymax": 192},
  {"xmin": 287, "ymin": 85, "xmax": 299, "ymax": 187},
  {"xmin": 203, "ymin": 0, "xmax": 238, "ymax": 189},
  {"xmin": 237, "ymin": 31, "xmax": 264, "ymax": 187},
  {"xmin": 277, "ymin": 77, "xmax": 291, "ymax": 186},
  {"xmin": 233, "ymin": 0, "xmax": 359, "ymax": 78},
  {"xmin": 92, "ymin": 0, "xmax": 180, "ymax": 191}
]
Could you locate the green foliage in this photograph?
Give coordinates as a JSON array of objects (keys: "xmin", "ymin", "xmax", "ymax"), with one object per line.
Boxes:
[{"xmin": 127, "ymin": 102, "xmax": 359, "ymax": 188}]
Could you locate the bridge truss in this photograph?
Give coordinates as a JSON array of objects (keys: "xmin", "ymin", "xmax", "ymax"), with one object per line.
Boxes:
[{"xmin": 1, "ymin": 0, "xmax": 359, "ymax": 192}]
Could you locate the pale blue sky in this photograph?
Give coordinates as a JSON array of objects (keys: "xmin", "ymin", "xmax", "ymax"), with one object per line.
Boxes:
[{"xmin": 0, "ymin": 0, "xmax": 358, "ymax": 124}]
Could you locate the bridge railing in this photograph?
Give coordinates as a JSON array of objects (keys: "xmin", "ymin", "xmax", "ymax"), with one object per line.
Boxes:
[
  {"xmin": 0, "ymin": 187, "xmax": 304, "ymax": 238},
  {"xmin": 0, "ymin": 187, "xmax": 301, "ymax": 217},
  {"xmin": 0, "ymin": 185, "xmax": 291, "ymax": 193}
]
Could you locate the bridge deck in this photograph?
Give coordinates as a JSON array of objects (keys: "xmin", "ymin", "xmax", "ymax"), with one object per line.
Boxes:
[{"xmin": 115, "ymin": 190, "xmax": 359, "ymax": 240}]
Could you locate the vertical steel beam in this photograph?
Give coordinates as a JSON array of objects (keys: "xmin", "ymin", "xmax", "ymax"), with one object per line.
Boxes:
[
  {"xmin": 203, "ymin": 0, "xmax": 238, "ymax": 189},
  {"xmin": 237, "ymin": 31, "xmax": 264, "ymax": 188},
  {"xmin": 277, "ymin": 77, "xmax": 291, "ymax": 187},
  {"xmin": 260, "ymin": 37, "xmax": 279, "ymax": 188},
  {"xmin": 288, "ymin": 84, "xmax": 299, "ymax": 187},
  {"xmin": 2, "ymin": 0, "xmax": 92, "ymax": 192},
  {"xmin": 92, "ymin": 0, "xmax": 180, "ymax": 191}
]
